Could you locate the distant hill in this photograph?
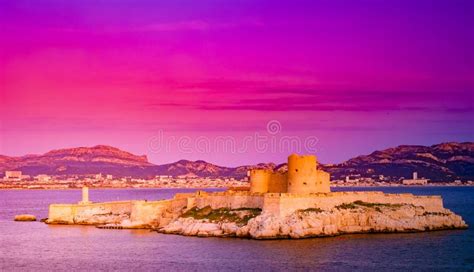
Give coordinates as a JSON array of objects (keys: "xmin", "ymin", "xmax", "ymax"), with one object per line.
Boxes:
[
  {"xmin": 152, "ymin": 160, "xmax": 276, "ymax": 178},
  {"xmin": 0, "ymin": 145, "xmax": 276, "ymax": 179},
  {"xmin": 324, "ymin": 142, "xmax": 474, "ymax": 181},
  {"xmin": 0, "ymin": 145, "xmax": 152, "ymax": 177},
  {"xmin": 1, "ymin": 142, "xmax": 473, "ymax": 182}
]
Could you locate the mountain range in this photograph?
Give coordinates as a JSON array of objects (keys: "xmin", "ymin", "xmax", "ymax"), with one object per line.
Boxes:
[{"xmin": 1, "ymin": 142, "xmax": 473, "ymax": 182}]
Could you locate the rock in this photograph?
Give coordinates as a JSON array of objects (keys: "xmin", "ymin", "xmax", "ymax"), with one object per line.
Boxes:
[
  {"xmin": 14, "ymin": 214, "xmax": 36, "ymax": 221},
  {"xmin": 158, "ymin": 203, "xmax": 468, "ymax": 239},
  {"xmin": 236, "ymin": 225, "xmax": 250, "ymax": 237},
  {"xmin": 248, "ymin": 213, "xmax": 291, "ymax": 239},
  {"xmin": 221, "ymin": 222, "xmax": 239, "ymax": 235}
]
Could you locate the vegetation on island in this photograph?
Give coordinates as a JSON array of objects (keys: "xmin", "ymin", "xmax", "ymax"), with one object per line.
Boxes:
[
  {"xmin": 335, "ymin": 201, "xmax": 405, "ymax": 212},
  {"xmin": 180, "ymin": 206, "xmax": 262, "ymax": 225},
  {"xmin": 297, "ymin": 207, "xmax": 324, "ymax": 215},
  {"xmin": 423, "ymin": 211, "xmax": 450, "ymax": 216}
]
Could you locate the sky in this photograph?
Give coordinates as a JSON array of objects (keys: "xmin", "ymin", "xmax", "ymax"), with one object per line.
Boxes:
[{"xmin": 1, "ymin": 0, "xmax": 473, "ymax": 166}]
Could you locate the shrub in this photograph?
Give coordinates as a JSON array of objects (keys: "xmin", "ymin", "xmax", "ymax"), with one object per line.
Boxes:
[
  {"xmin": 298, "ymin": 207, "xmax": 323, "ymax": 214},
  {"xmin": 353, "ymin": 201, "xmax": 402, "ymax": 208},
  {"xmin": 423, "ymin": 211, "xmax": 449, "ymax": 216},
  {"xmin": 335, "ymin": 201, "xmax": 404, "ymax": 210},
  {"xmin": 180, "ymin": 206, "xmax": 262, "ymax": 225},
  {"xmin": 335, "ymin": 203, "xmax": 357, "ymax": 209}
]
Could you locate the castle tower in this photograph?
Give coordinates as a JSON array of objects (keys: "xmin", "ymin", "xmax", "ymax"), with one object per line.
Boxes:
[
  {"xmin": 287, "ymin": 154, "xmax": 330, "ymax": 194},
  {"xmin": 249, "ymin": 169, "xmax": 272, "ymax": 193},
  {"xmin": 287, "ymin": 154, "xmax": 318, "ymax": 193}
]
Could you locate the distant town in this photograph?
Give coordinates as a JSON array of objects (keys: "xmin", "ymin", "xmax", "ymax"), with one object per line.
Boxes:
[{"xmin": 1, "ymin": 170, "xmax": 472, "ymax": 190}]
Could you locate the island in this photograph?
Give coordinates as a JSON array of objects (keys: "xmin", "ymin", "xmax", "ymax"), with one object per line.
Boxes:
[{"xmin": 45, "ymin": 154, "xmax": 468, "ymax": 239}]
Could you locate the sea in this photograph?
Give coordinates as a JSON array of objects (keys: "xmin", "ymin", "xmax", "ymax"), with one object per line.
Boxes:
[{"xmin": 0, "ymin": 187, "xmax": 473, "ymax": 271}]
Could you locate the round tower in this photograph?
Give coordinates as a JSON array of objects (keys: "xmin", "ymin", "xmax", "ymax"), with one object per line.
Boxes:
[
  {"xmin": 287, "ymin": 154, "xmax": 318, "ymax": 194},
  {"xmin": 249, "ymin": 169, "xmax": 272, "ymax": 193}
]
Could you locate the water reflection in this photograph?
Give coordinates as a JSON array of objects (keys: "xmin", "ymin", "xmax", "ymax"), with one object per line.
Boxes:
[{"xmin": 0, "ymin": 187, "xmax": 472, "ymax": 271}]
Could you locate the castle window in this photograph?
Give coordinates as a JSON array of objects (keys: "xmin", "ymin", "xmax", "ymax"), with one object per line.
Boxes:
[{"xmin": 303, "ymin": 182, "xmax": 307, "ymax": 185}]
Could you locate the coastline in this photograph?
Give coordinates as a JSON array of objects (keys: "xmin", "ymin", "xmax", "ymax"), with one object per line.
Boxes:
[
  {"xmin": 1, "ymin": 184, "xmax": 473, "ymax": 190},
  {"xmin": 2, "ymin": 186, "xmax": 473, "ymax": 270},
  {"xmin": 43, "ymin": 189, "xmax": 468, "ymax": 239}
]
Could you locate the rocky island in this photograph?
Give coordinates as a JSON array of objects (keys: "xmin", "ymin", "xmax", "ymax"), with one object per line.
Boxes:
[{"xmin": 45, "ymin": 154, "xmax": 468, "ymax": 239}]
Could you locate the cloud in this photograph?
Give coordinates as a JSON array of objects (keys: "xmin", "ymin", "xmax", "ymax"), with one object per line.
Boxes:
[
  {"xmin": 136, "ymin": 19, "xmax": 264, "ymax": 32},
  {"xmin": 146, "ymin": 78, "xmax": 473, "ymax": 113},
  {"xmin": 140, "ymin": 20, "xmax": 212, "ymax": 31},
  {"xmin": 194, "ymin": 97, "xmax": 472, "ymax": 113}
]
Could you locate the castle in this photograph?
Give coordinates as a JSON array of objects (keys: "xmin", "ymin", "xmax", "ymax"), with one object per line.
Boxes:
[
  {"xmin": 45, "ymin": 153, "xmax": 467, "ymax": 239},
  {"xmin": 249, "ymin": 154, "xmax": 330, "ymax": 194}
]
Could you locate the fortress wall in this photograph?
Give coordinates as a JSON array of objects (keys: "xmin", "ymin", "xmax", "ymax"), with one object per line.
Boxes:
[
  {"xmin": 47, "ymin": 190, "xmax": 445, "ymax": 227},
  {"xmin": 48, "ymin": 201, "xmax": 133, "ymax": 224},
  {"xmin": 411, "ymin": 196, "xmax": 444, "ymax": 211},
  {"xmin": 130, "ymin": 200, "xmax": 171, "ymax": 226},
  {"xmin": 49, "ymin": 200, "xmax": 186, "ymax": 227},
  {"xmin": 174, "ymin": 193, "xmax": 196, "ymax": 199},
  {"xmin": 315, "ymin": 170, "xmax": 331, "ymax": 193},
  {"xmin": 262, "ymin": 194, "xmax": 283, "ymax": 215},
  {"xmin": 71, "ymin": 201, "xmax": 133, "ymax": 224},
  {"xmin": 130, "ymin": 198, "xmax": 188, "ymax": 227},
  {"xmin": 74, "ymin": 201, "xmax": 132, "ymax": 215},
  {"xmin": 262, "ymin": 192, "xmax": 445, "ymax": 216},
  {"xmin": 48, "ymin": 204, "xmax": 76, "ymax": 224},
  {"xmin": 194, "ymin": 193, "xmax": 264, "ymax": 210},
  {"xmin": 70, "ymin": 201, "xmax": 132, "ymax": 216},
  {"xmin": 268, "ymin": 172, "xmax": 288, "ymax": 193},
  {"xmin": 185, "ymin": 197, "xmax": 196, "ymax": 209},
  {"xmin": 362, "ymin": 194, "xmax": 443, "ymax": 212},
  {"xmin": 169, "ymin": 197, "xmax": 189, "ymax": 212}
]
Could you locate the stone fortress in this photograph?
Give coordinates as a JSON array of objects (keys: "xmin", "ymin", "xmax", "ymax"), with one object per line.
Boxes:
[
  {"xmin": 45, "ymin": 154, "xmax": 468, "ymax": 239},
  {"xmin": 249, "ymin": 154, "xmax": 330, "ymax": 194}
]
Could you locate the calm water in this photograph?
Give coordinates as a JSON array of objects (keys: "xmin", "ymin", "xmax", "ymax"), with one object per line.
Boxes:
[{"xmin": 0, "ymin": 187, "xmax": 473, "ymax": 271}]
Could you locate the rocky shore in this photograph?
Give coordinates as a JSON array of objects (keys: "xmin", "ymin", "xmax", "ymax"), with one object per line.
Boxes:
[
  {"xmin": 45, "ymin": 188, "xmax": 469, "ymax": 239},
  {"xmin": 159, "ymin": 202, "xmax": 467, "ymax": 239}
]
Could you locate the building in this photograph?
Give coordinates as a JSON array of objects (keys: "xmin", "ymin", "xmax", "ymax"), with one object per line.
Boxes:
[
  {"xmin": 249, "ymin": 154, "xmax": 330, "ymax": 194},
  {"xmin": 402, "ymin": 172, "xmax": 429, "ymax": 185},
  {"xmin": 35, "ymin": 174, "xmax": 51, "ymax": 182},
  {"xmin": 156, "ymin": 175, "xmax": 172, "ymax": 181},
  {"xmin": 4, "ymin": 171, "xmax": 22, "ymax": 181}
]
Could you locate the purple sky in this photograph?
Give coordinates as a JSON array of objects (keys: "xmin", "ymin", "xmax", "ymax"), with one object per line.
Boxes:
[{"xmin": 1, "ymin": 0, "xmax": 473, "ymax": 166}]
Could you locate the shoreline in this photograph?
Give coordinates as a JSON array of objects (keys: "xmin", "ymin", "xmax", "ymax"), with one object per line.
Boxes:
[
  {"xmin": 1, "ymin": 184, "xmax": 474, "ymax": 191},
  {"xmin": 43, "ymin": 189, "xmax": 468, "ymax": 240},
  {"xmin": 156, "ymin": 223, "xmax": 469, "ymax": 240}
]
